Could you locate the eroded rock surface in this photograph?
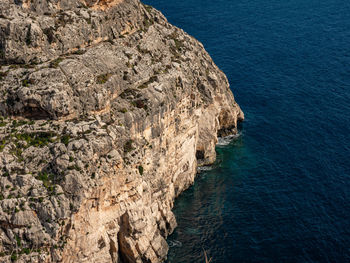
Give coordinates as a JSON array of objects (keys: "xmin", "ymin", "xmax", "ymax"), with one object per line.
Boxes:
[{"xmin": 0, "ymin": 0, "xmax": 244, "ymax": 262}]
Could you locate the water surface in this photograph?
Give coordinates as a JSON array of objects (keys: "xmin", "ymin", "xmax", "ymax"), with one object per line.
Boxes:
[{"xmin": 144, "ymin": 0, "xmax": 350, "ymax": 262}]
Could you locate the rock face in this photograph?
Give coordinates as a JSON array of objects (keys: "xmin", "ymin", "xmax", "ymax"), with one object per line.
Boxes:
[{"xmin": 0, "ymin": 0, "xmax": 244, "ymax": 262}]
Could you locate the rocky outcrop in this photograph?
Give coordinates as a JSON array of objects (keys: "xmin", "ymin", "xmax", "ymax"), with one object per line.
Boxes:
[{"xmin": 0, "ymin": 0, "xmax": 244, "ymax": 262}]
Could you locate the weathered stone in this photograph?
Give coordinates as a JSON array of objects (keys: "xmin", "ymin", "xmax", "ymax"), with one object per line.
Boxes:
[{"xmin": 0, "ymin": 0, "xmax": 243, "ymax": 262}]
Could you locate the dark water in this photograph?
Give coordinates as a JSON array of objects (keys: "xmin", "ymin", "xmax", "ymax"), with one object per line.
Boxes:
[{"xmin": 144, "ymin": 0, "xmax": 350, "ymax": 262}]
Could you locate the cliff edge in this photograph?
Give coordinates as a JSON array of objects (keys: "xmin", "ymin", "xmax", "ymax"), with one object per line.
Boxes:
[{"xmin": 0, "ymin": 0, "xmax": 244, "ymax": 262}]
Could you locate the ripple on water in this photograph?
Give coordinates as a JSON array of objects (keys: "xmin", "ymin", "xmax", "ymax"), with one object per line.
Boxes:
[{"xmin": 144, "ymin": 0, "xmax": 350, "ymax": 262}]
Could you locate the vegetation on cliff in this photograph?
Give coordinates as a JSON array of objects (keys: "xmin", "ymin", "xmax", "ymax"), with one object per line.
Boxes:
[{"xmin": 0, "ymin": 0, "xmax": 243, "ymax": 262}]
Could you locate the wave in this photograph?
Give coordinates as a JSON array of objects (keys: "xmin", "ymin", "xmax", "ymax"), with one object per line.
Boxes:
[
  {"xmin": 217, "ymin": 133, "xmax": 241, "ymax": 146},
  {"xmin": 197, "ymin": 166, "xmax": 214, "ymax": 172}
]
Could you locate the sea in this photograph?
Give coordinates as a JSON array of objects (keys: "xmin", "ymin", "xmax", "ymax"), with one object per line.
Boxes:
[{"xmin": 143, "ymin": 0, "xmax": 350, "ymax": 262}]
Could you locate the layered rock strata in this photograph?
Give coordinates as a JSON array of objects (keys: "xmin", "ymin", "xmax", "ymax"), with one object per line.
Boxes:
[{"xmin": 0, "ymin": 0, "xmax": 244, "ymax": 262}]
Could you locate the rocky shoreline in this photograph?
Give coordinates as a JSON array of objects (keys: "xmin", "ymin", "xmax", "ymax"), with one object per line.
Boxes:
[{"xmin": 0, "ymin": 0, "xmax": 243, "ymax": 262}]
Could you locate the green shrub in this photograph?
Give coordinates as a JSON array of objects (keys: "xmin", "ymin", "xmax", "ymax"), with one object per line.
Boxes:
[
  {"xmin": 0, "ymin": 139, "xmax": 6, "ymax": 151},
  {"xmin": 22, "ymin": 79, "xmax": 32, "ymax": 87},
  {"xmin": 143, "ymin": 4, "xmax": 153, "ymax": 13},
  {"xmin": 49, "ymin": 58, "xmax": 63, "ymax": 68},
  {"xmin": 36, "ymin": 172, "xmax": 55, "ymax": 189},
  {"xmin": 138, "ymin": 165, "xmax": 144, "ymax": 176},
  {"xmin": 96, "ymin": 73, "xmax": 111, "ymax": 84},
  {"xmin": 72, "ymin": 49, "xmax": 86, "ymax": 55},
  {"xmin": 15, "ymin": 132, "xmax": 56, "ymax": 147},
  {"xmin": 174, "ymin": 39, "xmax": 184, "ymax": 51},
  {"xmin": 15, "ymin": 235, "xmax": 21, "ymax": 246},
  {"xmin": 60, "ymin": 135, "xmax": 70, "ymax": 146},
  {"xmin": 124, "ymin": 139, "xmax": 133, "ymax": 153},
  {"xmin": 10, "ymin": 253, "xmax": 17, "ymax": 262},
  {"xmin": 12, "ymin": 120, "xmax": 28, "ymax": 127},
  {"xmin": 22, "ymin": 248, "xmax": 30, "ymax": 255}
]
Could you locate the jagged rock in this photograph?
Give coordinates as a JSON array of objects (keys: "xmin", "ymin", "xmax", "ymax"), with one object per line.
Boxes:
[{"xmin": 0, "ymin": 0, "xmax": 244, "ymax": 262}]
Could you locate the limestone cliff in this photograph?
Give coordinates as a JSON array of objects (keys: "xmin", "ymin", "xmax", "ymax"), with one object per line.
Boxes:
[{"xmin": 0, "ymin": 0, "xmax": 244, "ymax": 262}]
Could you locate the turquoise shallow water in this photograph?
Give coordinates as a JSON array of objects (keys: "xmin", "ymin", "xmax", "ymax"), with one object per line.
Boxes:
[{"xmin": 144, "ymin": 0, "xmax": 350, "ymax": 262}]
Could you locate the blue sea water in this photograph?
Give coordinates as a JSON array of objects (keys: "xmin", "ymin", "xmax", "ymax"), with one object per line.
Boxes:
[{"xmin": 144, "ymin": 0, "xmax": 350, "ymax": 262}]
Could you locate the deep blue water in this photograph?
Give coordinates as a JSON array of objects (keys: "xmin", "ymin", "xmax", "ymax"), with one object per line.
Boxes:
[{"xmin": 144, "ymin": 0, "xmax": 350, "ymax": 262}]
